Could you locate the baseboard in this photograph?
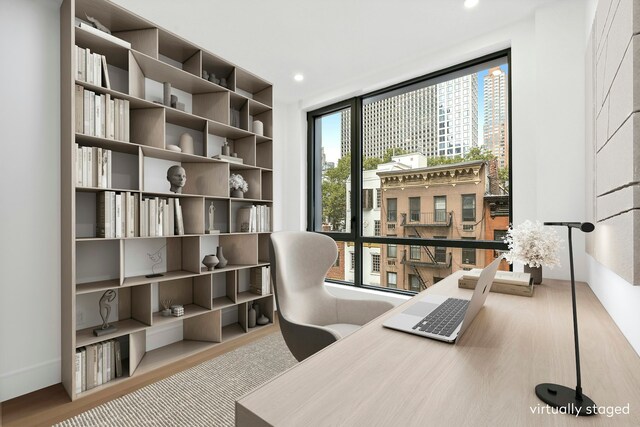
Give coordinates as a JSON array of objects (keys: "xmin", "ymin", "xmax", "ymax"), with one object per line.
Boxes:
[{"xmin": 0, "ymin": 358, "xmax": 60, "ymax": 402}]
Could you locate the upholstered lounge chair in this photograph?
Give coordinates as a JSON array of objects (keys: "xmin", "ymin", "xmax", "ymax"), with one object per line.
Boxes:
[{"xmin": 270, "ymin": 231, "xmax": 394, "ymax": 361}]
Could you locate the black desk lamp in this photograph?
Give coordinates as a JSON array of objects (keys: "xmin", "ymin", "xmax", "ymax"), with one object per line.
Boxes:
[{"xmin": 536, "ymin": 222, "xmax": 596, "ymax": 416}]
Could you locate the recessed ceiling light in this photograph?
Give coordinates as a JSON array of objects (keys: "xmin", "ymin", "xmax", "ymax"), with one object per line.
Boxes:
[
  {"xmin": 294, "ymin": 73, "xmax": 304, "ymax": 82},
  {"xmin": 464, "ymin": 0, "xmax": 479, "ymax": 8}
]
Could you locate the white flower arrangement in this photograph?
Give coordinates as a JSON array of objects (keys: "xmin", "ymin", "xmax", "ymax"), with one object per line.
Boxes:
[
  {"xmin": 503, "ymin": 220, "xmax": 562, "ymax": 268},
  {"xmin": 229, "ymin": 173, "xmax": 248, "ymax": 192}
]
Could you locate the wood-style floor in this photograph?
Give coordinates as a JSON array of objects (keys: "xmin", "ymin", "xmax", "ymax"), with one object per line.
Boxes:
[{"xmin": 1, "ymin": 318, "xmax": 280, "ymax": 427}]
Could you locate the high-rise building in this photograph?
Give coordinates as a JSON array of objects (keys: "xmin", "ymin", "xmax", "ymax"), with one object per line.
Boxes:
[
  {"xmin": 341, "ymin": 76, "xmax": 478, "ymax": 162},
  {"xmin": 483, "ymin": 66, "xmax": 508, "ymax": 168},
  {"xmin": 436, "ymin": 74, "xmax": 479, "ymax": 158}
]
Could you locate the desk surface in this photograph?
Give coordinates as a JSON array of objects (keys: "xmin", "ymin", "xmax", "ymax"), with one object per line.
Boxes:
[{"xmin": 236, "ymin": 272, "xmax": 640, "ymax": 426}]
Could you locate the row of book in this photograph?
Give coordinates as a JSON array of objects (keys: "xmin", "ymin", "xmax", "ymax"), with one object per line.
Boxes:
[
  {"xmin": 250, "ymin": 266, "xmax": 271, "ymax": 295},
  {"xmin": 75, "ymin": 45, "xmax": 110, "ymax": 88},
  {"xmin": 140, "ymin": 197, "xmax": 185, "ymax": 237},
  {"xmin": 237, "ymin": 205, "xmax": 271, "ymax": 233},
  {"xmin": 75, "ymin": 143, "xmax": 112, "ymax": 188},
  {"xmin": 97, "ymin": 191, "xmax": 139, "ymax": 238},
  {"xmin": 75, "ymin": 85, "xmax": 130, "ymax": 141},
  {"xmin": 74, "ymin": 339, "xmax": 123, "ymax": 393}
]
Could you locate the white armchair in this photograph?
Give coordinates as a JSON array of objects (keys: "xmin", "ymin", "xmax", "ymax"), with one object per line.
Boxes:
[{"xmin": 270, "ymin": 231, "xmax": 394, "ymax": 361}]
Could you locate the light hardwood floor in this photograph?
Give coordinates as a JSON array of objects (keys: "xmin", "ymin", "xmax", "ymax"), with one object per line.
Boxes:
[{"xmin": 1, "ymin": 317, "xmax": 280, "ymax": 427}]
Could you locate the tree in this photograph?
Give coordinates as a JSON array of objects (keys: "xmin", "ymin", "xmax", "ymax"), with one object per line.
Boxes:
[
  {"xmin": 498, "ymin": 167, "xmax": 509, "ymax": 193},
  {"xmin": 428, "ymin": 146, "xmax": 496, "ymax": 166},
  {"xmin": 322, "ymin": 154, "xmax": 351, "ymax": 230}
]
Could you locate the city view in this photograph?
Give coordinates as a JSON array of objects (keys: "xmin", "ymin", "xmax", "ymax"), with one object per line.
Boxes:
[{"xmin": 317, "ymin": 62, "xmax": 510, "ymax": 291}]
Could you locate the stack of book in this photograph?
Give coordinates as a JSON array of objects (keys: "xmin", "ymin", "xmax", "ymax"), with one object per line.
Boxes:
[
  {"xmin": 75, "ymin": 45, "xmax": 109, "ymax": 88},
  {"xmin": 236, "ymin": 205, "xmax": 271, "ymax": 232},
  {"xmin": 458, "ymin": 268, "xmax": 534, "ymax": 297},
  {"xmin": 75, "ymin": 85, "xmax": 130, "ymax": 141},
  {"xmin": 75, "ymin": 143, "xmax": 112, "ymax": 188},
  {"xmin": 140, "ymin": 197, "xmax": 185, "ymax": 237},
  {"xmin": 250, "ymin": 266, "xmax": 271, "ymax": 295},
  {"xmin": 97, "ymin": 191, "xmax": 139, "ymax": 238},
  {"xmin": 74, "ymin": 339, "xmax": 123, "ymax": 393}
]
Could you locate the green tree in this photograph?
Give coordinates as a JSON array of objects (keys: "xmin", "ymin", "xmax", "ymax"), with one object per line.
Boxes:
[
  {"xmin": 498, "ymin": 167, "xmax": 509, "ymax": 193},
  {"xmin": 322, "ymin": 154, "xmax": 351, "ymax": 230},
  {"xmin": 428, "ymin": 146, "xmax": 496, "ymax": 166}
]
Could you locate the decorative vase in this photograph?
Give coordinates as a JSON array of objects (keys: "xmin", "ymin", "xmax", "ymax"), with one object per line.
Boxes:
[
  {"xmin": 231, "ymin": 188, "xmax": 244, "ymax": 198},
  {"xmin": 161, "ymin": 308, "xmax": 172, "ymax": 317},
  {"xmin": 179, "ymin": 133, "xmax": 194, "ymax": 154},
  {"xmin": 222, "ymin": 141, "xmax": 231, "ymax": 156},
  {"xmin": 252, "ymin": 120, "xmax": 264, "ymax": 136},
  {"xmin": 216, "ymin": 246, "xmax": 228, "ymax": 268},
  {"xmin": 202, "ymin": 254, "xmax": 219, "ymax": 271},
  {"xmin": 252, "ymin": 302, "xmax": 261, "ymax": 319},
  {"xmin": 163, "ymin": 82, "xmax": 171, "ymax": 106},
  {"xmin": 248, "ymin": 305, "xmax": 257, "ymax": 328},
  {"xmin": 525, "ymin": 265, "xmax": 543, "ymax": 284},
  {"xmin": 256, "ymin": 314, "xmax": 269, "ymax": 325}
]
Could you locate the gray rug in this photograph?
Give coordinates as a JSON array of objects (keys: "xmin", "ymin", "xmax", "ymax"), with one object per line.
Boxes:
[{"xmin": 55, "ymin": 332, "xmax": 296, "ymax": 427}]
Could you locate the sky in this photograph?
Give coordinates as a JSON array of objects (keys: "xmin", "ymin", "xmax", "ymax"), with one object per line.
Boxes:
[{"xmin": 320, "ymin": 64, "xmax": 509, "ymax": 165}]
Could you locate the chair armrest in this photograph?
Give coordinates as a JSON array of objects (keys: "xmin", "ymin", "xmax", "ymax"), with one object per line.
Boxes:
[
  {"xmin": 336, "ymin": 298, "xmax": 395, "ymax": 326},
  {"xmin": 279, "ymin": 313, "xmax": 341, "ymax": 362}
]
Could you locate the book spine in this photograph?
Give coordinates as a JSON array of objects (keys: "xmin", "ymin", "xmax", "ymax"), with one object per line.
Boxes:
[
  {"xmin": 86, "ymin": 47, "xmax": 93, "ymax": 85},
  {"xmin": 89, "ymin": 91, "xmax": 95, "ymax": 136},
  {"xmin": 97, "ymin": 192, "xmax": 106, "ymax": 238},
  {"xmin": 114, "ymin": 340, "xmax": 123, "ymax": 378},
  {"xmin": 75, "ymin": 84, "xmax": 84, "ymax": 134},
  {"xmin": 168, "ymin": 198, "xmax": 175, "ymax": 236},
  {"xmin": 96, "ymin": 147, "xmax": 103, "ymax": 188},
  {"xmin": 94, "ymin": 93, "xmax": 101, "ymax": 139},
  {"xmin": 102, "ymin": 55, "xmax": 111, "ymax": 89},
  {"xmin": 75, "ymin": 144, "xmax": 83, "ymax": 187},
  {"xmin": 124, "ymin": 100, "xmax": 130, "ymax": 142},
  {"xmin": 134, "ymin": 195, "xmax": 139, "ymax": 237},
  {"xmin": 81, "ymin": 348, "xmax": 86, "ymax": 392},
  {"xmin": 114, "ymin": 98, "xmax": 120, "ymax": 141},
  {"xmin": 149, "ymin": 199, "xmax": 157, "ymax": 237},
  {"xmin": 83, "ymin": 89, "xmax": 91, "ymax": 134},
  {"xmin": 86, "ymin": 344, "xmax": 96, "ymax": 390},
  {"xmin": 82, "ymin": 146, "xmax": 89, "ymax": 187},
  {"xmin": 107, "ymin": 150, "xmax": 112, "ymax": 189},
  {"xmin": 74, "ymin": 350, "xmax": 82, "ymax": 394},
  {"xmin": 115, "ymin": 194, "xmax": 122, "ymax": 238},
  {"xmin": 109, "ymin": 339, "xmax": 116, "ymax": 380},
  {"xmin": 96, "ymin": 343, "xmax": 103, "ymax": 386}
]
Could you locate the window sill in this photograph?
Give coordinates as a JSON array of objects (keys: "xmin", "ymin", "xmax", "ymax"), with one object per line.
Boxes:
[{"xmin": 324, "ymin": 282, "xmax": 410, "ymax": 306}]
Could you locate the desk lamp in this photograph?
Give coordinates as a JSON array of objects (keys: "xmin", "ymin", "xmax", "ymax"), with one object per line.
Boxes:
[{"xmin": 536, "ymin": 222, "xmax": 596, "ymax": 416}]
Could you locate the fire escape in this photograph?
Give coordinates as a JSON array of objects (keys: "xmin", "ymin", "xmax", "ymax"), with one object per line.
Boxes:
[{"xmin": 400, "ymin": 212, "xmax": 453, "ymax": 291}]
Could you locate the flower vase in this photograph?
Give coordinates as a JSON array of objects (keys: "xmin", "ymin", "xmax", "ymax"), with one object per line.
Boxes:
[
  {"xmin": 248, "ymin": 305, "xmax": 257, "ymax": 328},
  {"xmin": 525, "ymin": 265, "xmax": 543, "ymax": 284},
  {"xmin": 231, "ymin": 189, "xmax": 244, "ymax": 198},
  {"xmin": 216, "ymin": 246, "xmax": 228, "ymax": 268},
  {"xmin": 202, "ymin": 254, "xmax": 219, "ymax": 271}
]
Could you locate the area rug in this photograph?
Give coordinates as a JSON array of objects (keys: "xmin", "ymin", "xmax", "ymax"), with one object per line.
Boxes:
[{"xmin": 55, "ymin": 332, "xmax": 296, "ymax": 427}]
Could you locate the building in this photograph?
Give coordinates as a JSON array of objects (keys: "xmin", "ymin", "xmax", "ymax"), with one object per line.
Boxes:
[
  {"xmin": 483, "ymin": 194, "xmax": 510, "ymax": 271},
  {"xmin": 377, "ymin": 160, "xmax": 489, "ymax": 291},
  {"xmin": 483, "ymin": 66, "xmax": 509, "ymax": 168},
  {"xmin": 436, "ymin": 74, "xmax": 479, "ymax": 158}
]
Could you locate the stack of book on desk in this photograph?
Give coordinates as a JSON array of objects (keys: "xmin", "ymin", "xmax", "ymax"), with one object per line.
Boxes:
[{"xmin": 458, "ymin": 269, "xmax": 534, "ymax": 297}]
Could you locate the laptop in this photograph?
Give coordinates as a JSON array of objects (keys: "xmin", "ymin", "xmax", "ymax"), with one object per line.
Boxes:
[{"xmin": 382, "ymin": 257, "xmax": 501, "ymax": 343}]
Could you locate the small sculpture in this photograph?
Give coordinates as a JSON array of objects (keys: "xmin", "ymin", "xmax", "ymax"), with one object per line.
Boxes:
[
  {"xmin": 167, "ymin": 165, "xmax": 186, "ymax": 194},
  {"xmin": 85, "ymin": 14, "xmax": 111, "ymax": 34},
  {"xmin": 202, "ymin": 70, "xmax": 209, "ymax": 80},
  {"xmin": 93, "ymin": 290, "xmax": 118, "ymax": 336},
  {"xmin": 178, "ymin": 133, "xmax": 194, "ymax": 154},
  {"xmin": 208, "ymin": 202, "xmax": 220, "ymax": 234},
  {"xmin": 161, "ymin": 299, "xmax": 172, "ymax": 317},
  {"xmin": 202, "ymin": 254, "xmax": 219, "ymax": 271},
  {"xmin": 256, "ymin": 314, "xmax": 269, "ymax": 325},
  {"xmin": 220, "ymin": 78, "xmax": 227, "ymax": 88},
  {"xmin": 170, "ymin": 94, "xmax": 178, "ymax": 109}
]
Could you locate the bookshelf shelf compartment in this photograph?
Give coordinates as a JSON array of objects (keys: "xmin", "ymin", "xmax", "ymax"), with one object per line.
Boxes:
[{"xmin": 62, "ymin": 0, "xmax": 273, "ymax": 400}]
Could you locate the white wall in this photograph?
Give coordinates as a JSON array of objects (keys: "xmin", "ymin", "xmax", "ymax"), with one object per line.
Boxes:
[
  {"xmin": 282, "ymin": 0, "xmax": 591, "ymax": 282},
  {"xmin": 0, "ymin": 0, "xmax": 63, "ymax": 401}
]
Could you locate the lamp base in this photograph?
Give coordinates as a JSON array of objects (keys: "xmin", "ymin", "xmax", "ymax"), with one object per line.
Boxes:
[{"xmin": 535, "ymin": 383, "xmax": 596, "ymax": 416}]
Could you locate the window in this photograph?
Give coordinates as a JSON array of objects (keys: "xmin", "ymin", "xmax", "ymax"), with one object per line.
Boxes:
[
  {"xmin": 387, "ymin": 198, "xmax": 397, "ymax": 222},
  {"xmin": 387, "ymin": 244, "xmax": 397, "ymax": 258},
  {"xmin": 372, "ymin": 254, "xmax": 380, "ymax": 273},
  {"xmin": 387, "ymin": 272, "xmax": 397, "ymax": 288},
  {"xmin": 308, "ymin": 51, "xmax": 511, "ymax": 293},
  {"xmin": 410, "ymin": 245, "xmax": 421, "ymax": 260},
  {"xmin": 434, "ymin": 196, "xmax": 446, "ymax": 222},
  {"xmin": 494, "ymin": 230, "xmax": 508, "ymax": 242},
  {"xmin": 462, "ymin": 238, "xmax": 476, "ymax": 265},
  {"xmin": 462, "ymin": 194, "xmax": 476, "ymax": 221},
  {"xmin": 333, "ymin": 255, "xmax": 340, "ymax": 267},
  {"xmin": 409, "ymin": 274, "xmax": 421, "ymax": 292}
]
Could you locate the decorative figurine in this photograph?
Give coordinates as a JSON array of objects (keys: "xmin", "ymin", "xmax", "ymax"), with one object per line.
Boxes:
[
  {"xmin": 93, "ymin": 290, "xmax": 118, "ymax": 336},
  {"xmin": 167, "ymin": 165, "xmax": 186, "ymax": 194},
  {"xmin": 161, "ymin": 299, "xmax": 173, "ymax": 317},
  {"xmin": 208, "ymin": 202, "xmax": 220, "ymax": 234},
  {"xmin": 178, "ymin": 133, "xmax": 194, "ymax": 154}
]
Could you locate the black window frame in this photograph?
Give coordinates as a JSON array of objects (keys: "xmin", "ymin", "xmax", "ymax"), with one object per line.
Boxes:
[
  {"xmin": 434, "ymin": 196, "xmax": 447, "ymax": 223},
  {"xmin": 409, "ymin": 197, "xmax": 420, "ymax": 222},
  {"xmin": 307, "ymin": 49, "xmax": 512, "ymax": 295},
  {"xmin": 462, "ymin": 194, "xmax": 476, "ymax": 222},
  {"xmin": 387, "ymin": 198, "xmax": 397, "ymax": 222}
]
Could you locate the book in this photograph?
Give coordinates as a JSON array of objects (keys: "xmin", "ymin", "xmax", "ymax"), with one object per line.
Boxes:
[
  {"xmin": 96, "ymin": 342, "xmax": 103, "ymax": 386},
  {"xmin": 101, "ymin": 55, "xmax": 111, "ymax": 89},
  {"xmin": 80, "ymin": 347, "xmax": 87, "ymax": 392},
  {"xmin": 109, "ymin": 339, "xmax": 116, "ymax": 380},
  {"xmin": 74, "ymin": 350, "xmax": 82, "ymax": 394},
  {"xmin": 75, "ymin": 84, "xmax": 84, "ymax": 133},
  {"xmin": 86, "ymin": 344, "xmax": 97, "ymax": 390},
  {"xmin": 108, "ymin": 98, "xmax": 115, "ymax": 139},
  {"xmin": 458, "ymin": 277, "xmax": 534, "ymax": 297},
  {"xmin": 114, "ymin": 339, "xmax": 123, "ymax": 378},
  {"xmin": 103, "ymin": 340, "xmax": 111, "ymax": 384},
  {"xmin": 124, "ymin": 100, "xmax": 130, "ymax": 141},
  {"xmin": 86, "ymin": 47, "xmax": 93, "ymax": 85},
  {"xmin": 149, "ymin": 198, "xmax": 157, "ymax": 237},
  {"xmin": 107, "ymin": 149, "xmax": 112, "ymax": 188},
  {"xmin": 461, "ymin": 269, "xmax": 532, "ymax": 287},
  {"xmin": 77, "ymin": 22, "xmax": 132, "ymax": 49},
  {"xmin": 175, "ymin": 199, "xmax": 185, "ymax": 235},
  {"xmin": 75, "ymin": 144, "xmax": 83, "ymax": 186},
  {"xmin": 115, "ymin": 193, "xmax": 122, "ymax": 238},
  {"xmin": 88, "ymin": 90, "xmax": 95, "ymax": 136},
  {"xmin": 168, "ymin": 198, "xmax": 175, "ymax": 237},
  {"xmin": 93, "ymin": 52, "xmax": 102, "ymax": 87},
  {"xmin": 83, "ymin": 89, "xmax": 91, "ymax": 134}
]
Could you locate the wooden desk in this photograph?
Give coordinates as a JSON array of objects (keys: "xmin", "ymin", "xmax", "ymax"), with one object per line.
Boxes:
[{"xmin": 236, "ymin": 272, "xmax": 640, "ymax": 426}]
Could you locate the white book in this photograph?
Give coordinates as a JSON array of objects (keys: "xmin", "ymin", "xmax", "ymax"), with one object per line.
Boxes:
[
  {"xmin": 96, "ymin": 343, "xmax": 103, "ymax": 386},
  {"xmin": 107, "ymin": 150, "xmax": 112, "ymax": 188},
  {"xmin": 101, "ymin": 342, "xmax": 108, "ymax": 384},
  {"xmin": 75, "ymin": 144, "xmax": 83, "ymax": 186},
  {"xmin": 104, "ymin": 94, "xmax": 111, "ymax": 139},
  {"xmin": 86, "ymin": 47, "xmax": 93, "ymax": 84},
  {"xmin": 128, "ymin": 193, "xmax": 135, "ymax": 237},
  {"xmin": 81, "ymin": 348, "xmax": 87, "ymax": 392},
  {"xmin": 83, "ymin": 89, "xmax": 91, "ymax": 134},
  {"xmin": 74, "ymin": 350, "xmax": 82, "ymax": 394},
  {"xmin": 78, "ymin": 22, "xmax": 132, "ymax": 49},
  {"xmin": 149, "ymin": 199, "xmax": 157, "ymax": 237},
  {"xmin": 134, "ymin": 195, "xmax": 139, "ymax": 237},
  {"xmin": 141, "ymin": 199, "xmax": 148, "ymax": 237},
  {"xmin": 100, "ymin": 149, "xmax": 109, "ymax": 188},
  {"xmin": 109, "ymin": 339, "xmax": 116, "ymax": 380},
  {"xmin": 175, "ymin": 199, "xmax": 185, "ymax": 235},
  {"xmin": 88, "ymin": 91, "xmax": 95, "ymax": 136},
  {"xmin": 162, "ymin": 199, "xmax": 169, "ymax": 236},
  {"xmin": 100, "ymin": 94, "xmax": 106, "ymax": 137},
  {"xmin": 168, "ymin": 198, "xmax": 175, "ymax": 236},
  {"xmin": 108, "ymin": 99, "xmax": 115, "ymax": 139},
  {"xmin": 124, "ymin": 100, "xmax": 130, "ymax": 142},
  {"xmin": 76, "ymin": 46, "xmax": 85, "ymax": 81},
  {"xmin": 92, "ymin": 147, "xmax": 99, "ymax": 187},
  {"xmin": 157, "ymin": 199, "xmax": 164, "ymax": 237},
  {"xmin": 102, "ymin": 55, "xmax": 111, "ymax": 89},
  {"xmin": 75, "ymin": 84, "xmax": 84, "ymax": 133},
  {"xmin": 121, "ymin": 194, "xmax": 126, "ymax": 238},
  {"xmin": 94, "ymin": 52, "xmax": 102, "ymax": 88},
  {"xmin": 94, "ymin": 94, "xmax": 102, "ymax": 138},
  {"xmin": 119, "ymin": 100, "xmax": 125, "ymax": 141},
  {"xmin": 114, "ymin": 99, "xmax": 120, "ymax": 141},
  {"xmin": 115, "ymin": 193, "xmax": 122, "ymax": 238},
  {"xmin": 82, "ymin": 146, "xmax": 90, "ymax": 187}
]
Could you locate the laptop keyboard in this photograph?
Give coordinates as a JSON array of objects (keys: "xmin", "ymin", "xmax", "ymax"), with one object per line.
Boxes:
[{"xmin": 412, "ymin": 298, "xmax": 469, "ymax": 337}]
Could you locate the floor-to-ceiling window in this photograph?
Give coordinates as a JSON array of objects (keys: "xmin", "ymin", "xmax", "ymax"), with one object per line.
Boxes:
[{"xmin": 308, "ymin": 51, "xmax": 511, "ymax": 293}]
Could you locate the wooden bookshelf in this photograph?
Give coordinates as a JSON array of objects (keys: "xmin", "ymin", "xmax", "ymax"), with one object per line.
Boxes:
[{"xmin": 61, "ymin": 0, "xmax": 273, "ymax": 400}]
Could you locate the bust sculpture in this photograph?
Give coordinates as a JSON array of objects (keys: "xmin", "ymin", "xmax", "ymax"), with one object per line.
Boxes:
[{"xmin": 167, "ymin": 165, "xmax": 186, "ymax": 193}]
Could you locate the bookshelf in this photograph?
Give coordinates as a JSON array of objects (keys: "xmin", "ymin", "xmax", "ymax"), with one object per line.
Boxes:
[{"xmin": 61, "ymin": 0, "xmax": 274, "ymax": 400}]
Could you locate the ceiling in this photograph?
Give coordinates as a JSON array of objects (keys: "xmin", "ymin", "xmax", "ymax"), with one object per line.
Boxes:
[{"xmin": 113, "ymin": 0, "xmax": 556, "ymax": 104}]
